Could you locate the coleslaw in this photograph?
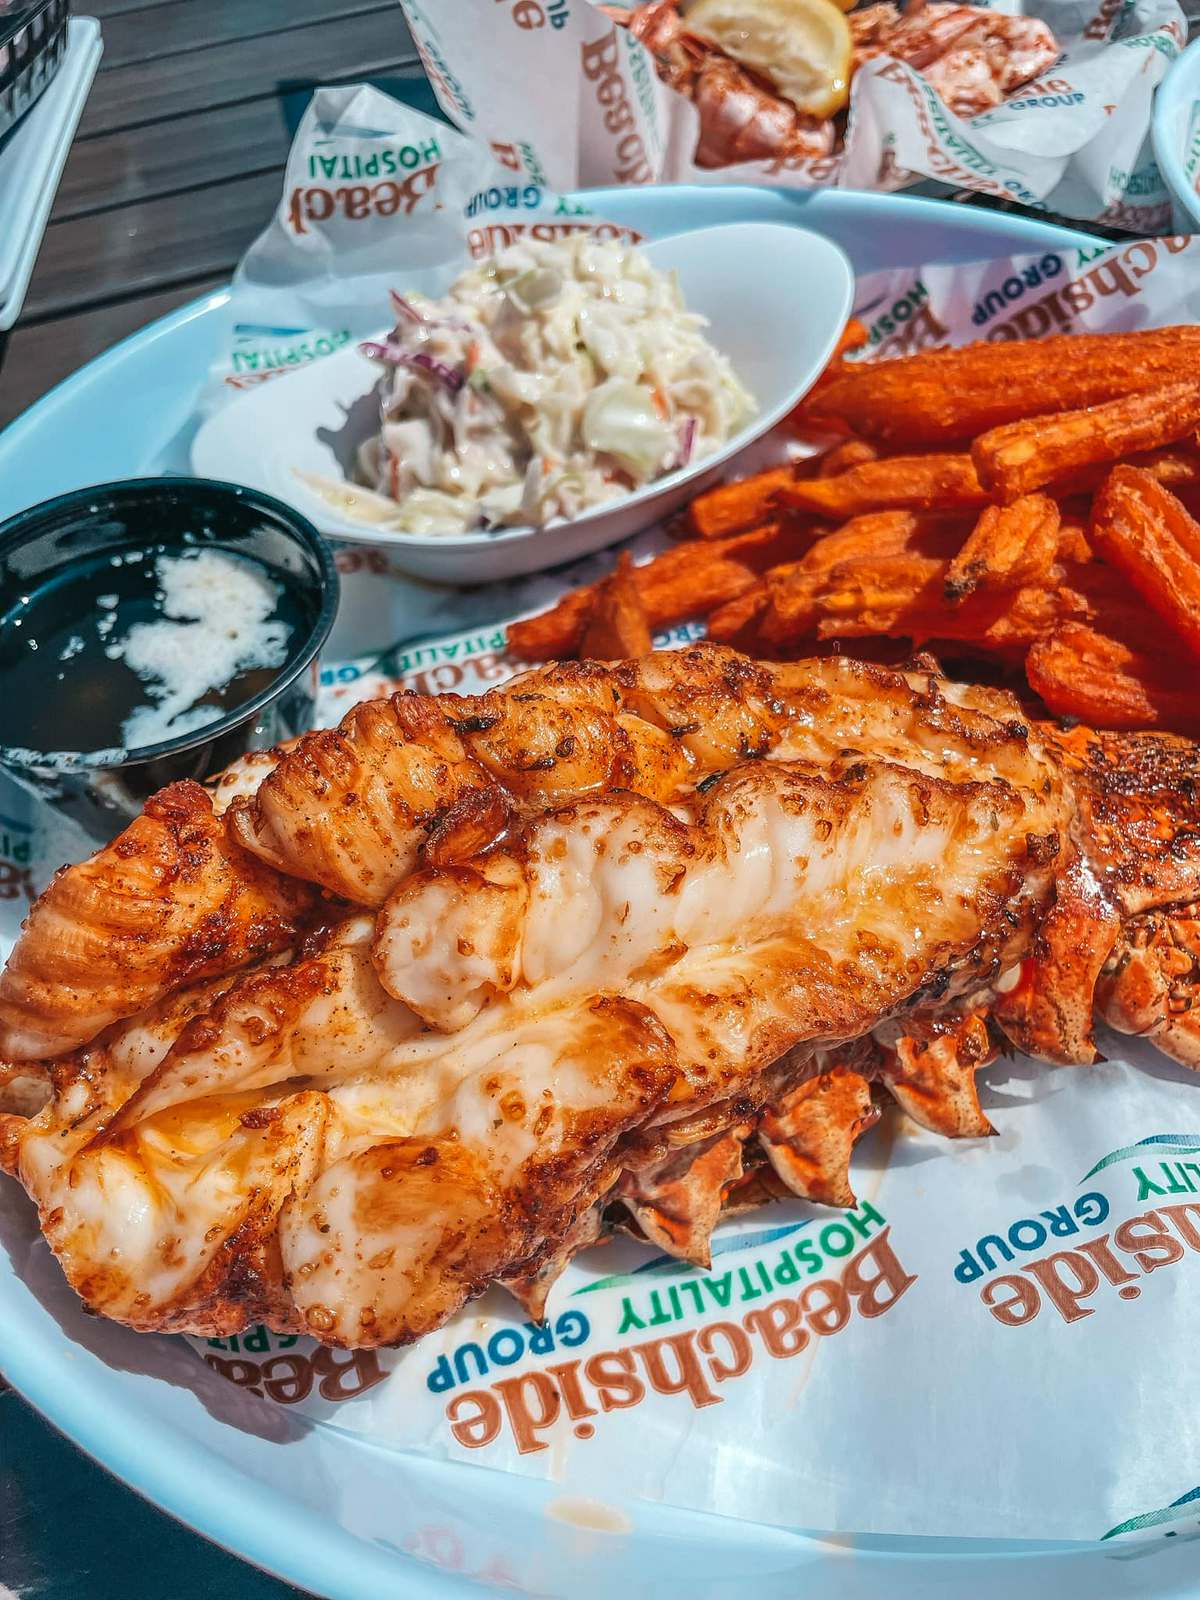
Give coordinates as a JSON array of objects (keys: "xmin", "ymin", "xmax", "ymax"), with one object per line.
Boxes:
[{"xmin": 343, "ymin": 235, "xmax": 757, "ymax": 534}]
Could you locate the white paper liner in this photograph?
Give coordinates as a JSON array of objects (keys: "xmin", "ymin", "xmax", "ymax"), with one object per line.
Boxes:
[{"xmin": 187, "ymin": 1046, "xmax": 1200, "ymax": 1544}]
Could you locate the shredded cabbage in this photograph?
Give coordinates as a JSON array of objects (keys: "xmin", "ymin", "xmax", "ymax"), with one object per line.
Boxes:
[{"xmin": 349, "ymin": 234, "xmax": 757, "ymax": 535}]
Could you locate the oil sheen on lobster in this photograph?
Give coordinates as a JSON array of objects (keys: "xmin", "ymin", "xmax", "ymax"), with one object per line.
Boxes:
[{"xmin": 1, "ymin": 645, "xmax": 1198, "ymax": 1350}]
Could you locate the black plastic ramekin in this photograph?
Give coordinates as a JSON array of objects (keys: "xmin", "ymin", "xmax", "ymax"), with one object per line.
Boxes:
[{"xmin": 0, "ymin": 477, "xmax": 338, "ymax": 840}]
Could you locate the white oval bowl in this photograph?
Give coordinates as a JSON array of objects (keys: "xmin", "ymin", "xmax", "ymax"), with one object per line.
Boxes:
[
  {"xmin": 1152, "ymin": 35, "xmax": 1200, "ymax": 231},
  {"xmin": 191, "ymin": 221, "xmax": 853, "ymax": 584}
]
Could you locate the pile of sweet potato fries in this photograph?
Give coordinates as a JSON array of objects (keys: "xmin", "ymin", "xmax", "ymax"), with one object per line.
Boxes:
[{"xmin": 507, "ymin": 322, "xmax": 1200, "ymax": 735}]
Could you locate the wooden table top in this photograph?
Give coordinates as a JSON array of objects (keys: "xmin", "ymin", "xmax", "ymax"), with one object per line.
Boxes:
[{"xmin": 0, "ymin": 0, "xmax": 427, "ymax": 429}]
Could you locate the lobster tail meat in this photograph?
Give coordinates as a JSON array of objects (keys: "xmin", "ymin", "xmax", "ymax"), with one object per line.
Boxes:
[
  {"xmin": 2, "ymin": 645, "xmax": 1199, "ymax": 1349},
  {"xmin": 0, "ymin": 780, "xmax": 318, "ymax": 1062},
  {"xmin": 1096, "ymin": 903, "xmax": 1200, "ymax": 1069}
]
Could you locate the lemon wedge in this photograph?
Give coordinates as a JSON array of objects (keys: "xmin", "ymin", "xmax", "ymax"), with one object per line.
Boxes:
[{"xmin": 683, "ymin": 0, "xmax": 853, "ymax": 118}]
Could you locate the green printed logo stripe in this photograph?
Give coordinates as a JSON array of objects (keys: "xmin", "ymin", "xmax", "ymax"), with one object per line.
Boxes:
[
  {"xmin": 573, "ymin": 1217, "xmax": 818, "ymax": 1296},
  {"xmin": 1103, "ymin": 1486, "xmax": 1200, "ymax": 1540},
  {"xmin": 1082, "ymin": 1135, "xmax": 1200, "ymax": 1180},
  {"xmin": 233, "ymin": 323, "xmax": 309, "ymax": 338}
]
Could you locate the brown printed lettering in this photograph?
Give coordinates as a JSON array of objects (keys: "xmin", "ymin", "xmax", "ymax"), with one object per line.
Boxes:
[
  {"xmin": 1083, "ymin": 0, "xmax": 1122, "ymax": 41},
  {"xmin": 448, "ymin": 1391, "xmax": 503, "ymax": 1449},
  {"xmin": 1162, "ymin": 1201, "xmax": 1200, "ymax": 1251},
  {"xmin": 204, "ymin": 1345, "xmax": 386, "ymax": 1405},
  {"xmin": 981, "ymin": 1274, "xmax": 1041, "ymax": 1326},
  {"xmin": 1025, "ymin": 1250, "xmax": 1099, "ymax": 1323},
  {"xmin": 874, "ymin": 303, "xmax": 950, "ymax": 360},
  {"xmin": 636, "ymin": 1332, "xmax": 722, "ymax": 1409},
  {"xmin": 260, "ymin": 1355, "xmax": 313, "ymax": 1405},
  {"xmin": 546, "ymin": 1360, "xmax": 599, "ymax": 1435},
  {"xmin": 580, "ymin": 29, "xmax": 619, "ymax": 80},
  {"xmin": 1123, "ymin": 241, "xmax": 1158, "ymax": 280},
  {"xmin": 696, "ymin": 1321, "xmax": 754, "ymax": 1380},
  {"xmin": 800, "ymin": 1277, "xmax": 852, "ymax": 1336},
  {"xmin": 443, "ymin": 1231, "xmax": 918, "ymax": 1453},
  {"xmin": 842, "ymin": 1226, "xmax": 918, "ymax": 1316},
  {"xmin": 1085, "ymin": 257, "xmax": 1139, "ymax": 302},
  {"xmin": 312, "ymin": 1345, "xmax": 387, "ymax": 1402},
  {"xmin": 580, "ymin": 29, "xmax": 651, "ymax": 184},
  {"xmin": 1112, "ymin": 1211, "xmax": 1186, "ymax": 1274},
  {"xmin": 583, "ymin": 1349, "xmax": 645, "ymax": 1411},
  {"xmin": 286, "ymin": 167, "xmax": 438, "ymax": 235},
  {"xmin": 743, "ymin": 1299, "xmax": 810, "ymax": 1359},
  {"xmin": 994, "ymin": 291, "xmax": 1075, "ymax": 341},
  {"xmin": 467, "ymin": 220, "xmax": 641, "ymax": 260},
  {"xmin": 492, "ymin": 1371, "xmax": 561, "ymax": 1455},
  {"xmin": 1077, "ymin": 1233, "xmax": 1140, "ymax": 1292}
]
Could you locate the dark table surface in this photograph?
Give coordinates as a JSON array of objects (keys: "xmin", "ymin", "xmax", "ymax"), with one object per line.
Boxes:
[{"xmin": 0, "ymin": 0, "xmax": 431, "ymax": 429}]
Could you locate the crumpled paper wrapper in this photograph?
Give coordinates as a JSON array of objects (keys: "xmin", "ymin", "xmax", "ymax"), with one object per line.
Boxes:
[
  {"xmin": 401, "ymin": 0, "xmax": 1186, "ymax": 230},
  {"xmin": 6, "ymin": 88, "xmax": 1200, "ymax": 1547}
]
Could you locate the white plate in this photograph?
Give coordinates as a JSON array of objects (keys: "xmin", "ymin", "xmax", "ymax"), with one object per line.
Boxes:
[
  {"xmin": 12, "ymin": 187, "xmax": 1177, "ymax": 1600},
  {"xmin": 190, "ymin": 221, "xmax": 853, "ymax": 584},
  {"xmin": 0, "ymin": 18, "xmax": 104, "ymax": 332}
]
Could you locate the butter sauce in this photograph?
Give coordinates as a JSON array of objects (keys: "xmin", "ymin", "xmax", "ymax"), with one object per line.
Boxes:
[{"xmin": 0, "ymin": 544, "xmax": 306, "ymax": 757}]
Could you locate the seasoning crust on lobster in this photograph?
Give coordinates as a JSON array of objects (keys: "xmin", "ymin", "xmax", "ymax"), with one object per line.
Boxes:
[{"xmin": 2, "ymin": 645, "xmax": 1198, "ymax": 1349}]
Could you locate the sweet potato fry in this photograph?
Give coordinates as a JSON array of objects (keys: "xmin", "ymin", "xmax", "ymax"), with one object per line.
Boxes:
[
  {"xmin": 686, "ymin": 465, "xmax": 798, "ymax": 539},
  {"xmin": 1026, "ymin": 623, "xmax": 1200, "ymax": 736},
  {"xmin": 1090, "ymin": 465, "xmax": 1200, "ymax": 660},
  {"xmin": 804, "ymin": 510, "xmax": 965, "ymax": 573},
  {"xmin": 944, "ymin": 495, "xmax": 1061, "ymax": 602},
  {"xmin": 578, "ymin": 553, "xmax": 652, "ymax": 659},
  {"xmin": 832, "ymin": 317, "xmax": 869, "ymax": 361},
  {"xmin": 817, "ymin": 438, "xmax": 881, "ymax": 477},
  {"xmin": 1055, "ymin": 515, "xmax": 1092, "ymax": 565},
  {"xmin": 1064, "ymin": 559, "xmax": 1164, "ymax": 655},
  {"xmin": 505, "ymin": 520, "xmax": 812, "ymax": 659},
  {"xmin": 1032, "ymin": 440, "xmax": 1200, "ymax": 503},
  {"xmin": 753, "ymin": 534, "xmax": 1081, "ymax": 649},
  {"xmin": 508, "ymin": 593, "xmax": 598, "ymax": 661},
  {"xmin": 800, "ymin": 319, "xmax": 871, "ymax": 410},
  {"xmin": 1128, "ymin": 439, "xmax": 1200, "ymax": 488},
  {"xmin": 937, "ymin": 581, "xmax": 1085, "ymax": 652},
  {"xmin": 705, "ymin": 587, "xmax": 770, "ymax": 648},
  {"xmin": 752, "ymin": 513, "xmax": 969, "ymax": 648},
  {"xmin": 779, "ymin": 455, "xmax": 986, "ymax": 519},
  {"xmin": 972, "ymin": 381, "xmax": 1200, "ymax": 504},
  {"xmin": 758, "ymin": 568, "xmax": 823, "ymax": 647},
  {"xmin": 810, "ymin": 554, "xmax": 947, "ymax": 638},
  {"xmin": 812, "ymin": 565, "xmax": 1079, "ymax": 649},
  {"xmin": 801, "ymin": 328, "xmax": 1200, "ymax": 447}
]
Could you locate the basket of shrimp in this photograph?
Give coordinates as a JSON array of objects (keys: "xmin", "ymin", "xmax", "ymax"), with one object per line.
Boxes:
[{"xmin": 401, "ymin": 0, "xmax": 1187, "ymax": 230}]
